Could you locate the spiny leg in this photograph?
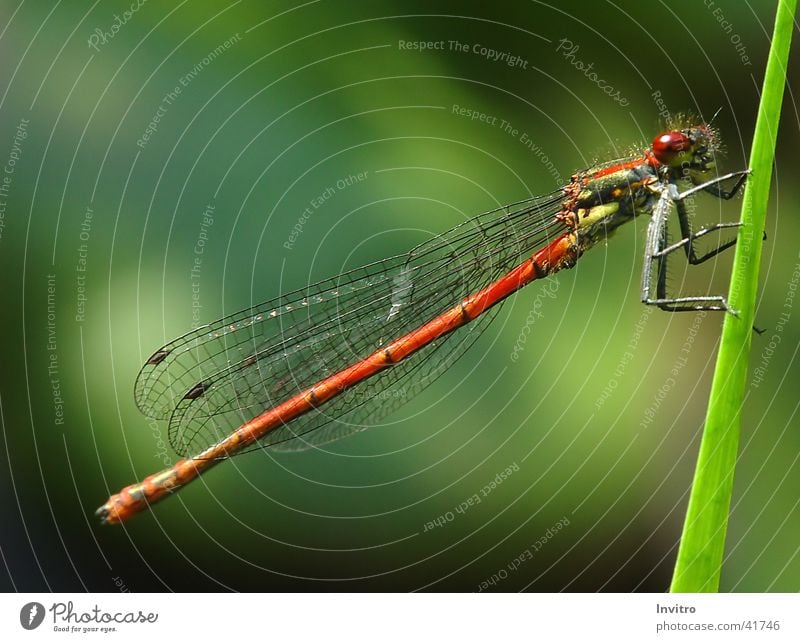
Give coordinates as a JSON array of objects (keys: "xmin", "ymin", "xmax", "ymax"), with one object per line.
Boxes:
[
  {"xmin": 641, "ymin": 185, "xmax": 737, "ymax": 314},
  {"xmin": 698, "ymin": 170, "xmax": 749, "ymax": 200},
  {"xmin": 660, "ymin": 169, "xmax": 750, "ymax": 264},
  {"xmin": 652, "ymin": 224, "xmax": 734, "ymax": 313},
  {"xmin": 640, "ymin": 187, "xmax": 670, "ymax": 308},
  {"xmin": 656, "ymin": 199, "xmax": 741, "ymax": 265},
  {"xmin": 675, "ymin": 169, "xmax": 750, "ymax": 202}
]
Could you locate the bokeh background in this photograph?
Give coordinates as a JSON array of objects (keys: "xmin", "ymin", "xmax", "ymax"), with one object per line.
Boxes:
[{"xmin": 1, "ymin": 1, "xmax": 798, "ymax": 592}]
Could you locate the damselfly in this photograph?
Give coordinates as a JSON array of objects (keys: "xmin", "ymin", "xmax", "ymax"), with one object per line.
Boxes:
[{"xmin": 97, "ymin": 119, "xmax": 748, "ymax": 524}]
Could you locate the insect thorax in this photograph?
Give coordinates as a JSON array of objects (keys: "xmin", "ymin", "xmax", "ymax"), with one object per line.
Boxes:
[{"xmin": 559, "ymin": 159, "xmax": 660, "ymax": 249}]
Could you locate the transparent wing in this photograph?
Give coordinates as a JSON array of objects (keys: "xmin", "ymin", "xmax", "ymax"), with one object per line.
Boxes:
[
  {"xmin": 134, "ymin": 192, "xmax": 566, "ymax": 457},
  {"xmin": 256, "ymin": 283, "xmax": 507, "ymax": 453}
]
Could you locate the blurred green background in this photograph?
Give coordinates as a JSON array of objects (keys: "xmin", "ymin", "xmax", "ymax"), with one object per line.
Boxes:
[{"xmin": 0, "ymin": 1, "xmax": 798, "ymax": 592}]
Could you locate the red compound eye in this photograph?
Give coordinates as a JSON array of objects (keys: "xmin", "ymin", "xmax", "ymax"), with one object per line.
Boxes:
[{"xmin": 651, "ymin": 131, "xmax": 691, "ymax": 163}]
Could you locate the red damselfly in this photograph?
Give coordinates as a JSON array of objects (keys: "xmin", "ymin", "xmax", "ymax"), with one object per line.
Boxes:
[{"xmin": 97, "ymin": 119, "xmax": 748, "ymax": 524}]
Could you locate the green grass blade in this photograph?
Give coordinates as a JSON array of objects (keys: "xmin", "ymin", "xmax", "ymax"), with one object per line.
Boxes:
[{"xmin": 670, "ymin": 0, "xmax": 797, "ymax": 593}]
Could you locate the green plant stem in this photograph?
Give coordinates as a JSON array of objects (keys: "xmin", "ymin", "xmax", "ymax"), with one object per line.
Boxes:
[{"xmin": 670, "ymin": 0, "xmax": 797, "ymax": 593}]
